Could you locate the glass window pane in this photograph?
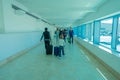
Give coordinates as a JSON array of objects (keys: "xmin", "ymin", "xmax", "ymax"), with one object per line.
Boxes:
[
  {"xmin": 78, "ymin": 26, "xmax": 82, "ymax": 38},
  {"xmin": 100, "ymin": 18, "xmax": 113, "ymax": 48},
  {"xmin": 116, "ymin": 17, "xmax": 120, "ymax": 52},
  {"xmin": 90, "ymin": 23, "xmax": 93, "ymax": 41},
  {"xmin": 85, "ymin": 23, "xmax": 93, "ymax": 41},
  {"xmin": 82, "ymin": 25, "xmax": 86, "ymax": 39},
  {"xmin": 85, "ymin": 24, "xmax": 89, "ymax": 41},
  {"xmin": 79, "ymin": 25, "xmax": 86, "ymax": 39}
]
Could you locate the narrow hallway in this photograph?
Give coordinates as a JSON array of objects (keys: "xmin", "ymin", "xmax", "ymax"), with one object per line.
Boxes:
[
  {"xmin": 0, "ymin": 42, "xmax": 104, "ymax": 80},
  {"xmin": 1, "ymin": 0, "xmax": 120, "ymax": 80}
]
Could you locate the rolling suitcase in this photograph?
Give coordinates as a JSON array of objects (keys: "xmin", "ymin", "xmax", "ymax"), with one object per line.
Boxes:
[
  {"xmin": 67, "ymin": 37, "xmax": 71, "ymax": 44},
  {"xmin": 54, "ymin": 46, "xmax": 59, "ymax": 56},
  {"xmin": 46, "ymin": 44, "xmax": 53, "ymax": 55}
]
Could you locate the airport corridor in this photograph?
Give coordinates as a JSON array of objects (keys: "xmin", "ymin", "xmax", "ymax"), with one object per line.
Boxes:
[{"xmin": 0, "ymin": 41, "xmax": 108, "ymax": 80}]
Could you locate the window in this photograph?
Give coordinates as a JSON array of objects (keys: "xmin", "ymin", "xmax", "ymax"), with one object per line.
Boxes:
[
  {"xmin": 100, "ymin": 18, "xmax": 113, "ymax": 48},
  {"xmin": 90, "ymin": 23, "xmax": 93, "ymax": 41},
  {"xmin": 81, "ymin": 25, "xmax": 86, "ymax": 39},
  {"xmin": 85, "ymin": 24, "xmax": 89, "ymax": 41},
  {"xmin": 73, "ymin": 27, "xmax": 78, "ymax": 36},
  {"xmin": 85, "ymin": 23, "xmax": 93, "ymax": 41},
  {"xmin": 116, "ymin": 17, "xmax": 120, "ymax": 52},
  {"xmin": 77, "ymin": 26, "xmax": 81, "ymax": 37}
]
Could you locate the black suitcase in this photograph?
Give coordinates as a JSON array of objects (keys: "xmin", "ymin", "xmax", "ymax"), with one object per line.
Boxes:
[
  {"xmin": 67, "ymin": 37, "xmax": 71, "ymax": 44},
  {"xmin": 46, "ymin": 44, "xmax": 53, "ymax": 55}
]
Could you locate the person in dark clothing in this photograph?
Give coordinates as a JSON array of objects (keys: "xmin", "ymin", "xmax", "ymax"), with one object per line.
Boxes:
[
  {"xmin": 69, "ymin": 27, "xmax": 74, "ymax": 44},
  {"xmin": 59, "ymin": 29, "xmax": 63, "ymax": 38},
  {"xmin": 40, "ymin": 27, "xmax": 51, "ymax": 53},
  {"xmin": 63, "ymin": 29, "xmax": 67, "ymax": 42}
]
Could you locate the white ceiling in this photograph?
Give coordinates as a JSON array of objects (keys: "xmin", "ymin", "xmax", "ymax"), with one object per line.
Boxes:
[{"xmin": 15, "ymin": 0, "xmax": 107, "ymax": 27}]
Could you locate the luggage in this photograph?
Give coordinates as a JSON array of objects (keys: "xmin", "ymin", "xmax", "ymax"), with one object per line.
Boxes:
[
  {"xmin": 46, "ymin": 44, "xmax": 53, "ymax": 55},
  {"xmin": 54, "ymin": 46, "xmax": 59, "ymax": 56},
  {"xmin": 67, "ymin": 37, "xmax": 71, "ymax": 44}
]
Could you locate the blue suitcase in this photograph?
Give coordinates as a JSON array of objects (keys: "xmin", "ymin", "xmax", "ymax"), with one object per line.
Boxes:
[{"xmin": 54, "ymin": 46, "xmax": 59, "ymax": 56}]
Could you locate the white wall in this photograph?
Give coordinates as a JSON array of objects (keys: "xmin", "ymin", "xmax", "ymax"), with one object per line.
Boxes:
[
  {"xmin": 2, "ymin": 0, "xmax": 50, "ymax": 32},
  {"xmin": 76, "ymin": 38, "xmax": 120, "ymax": 74},
  {"xmin": 0, "ymin": 0, "xmax": 4, "ymax": 33},
  {"xmin": 0, "ymin": 0, "xmax": 55, "ymax": 62},
  {"xmin": 0, "ymin": 32, "xmax": 41, "ymax": 61}
]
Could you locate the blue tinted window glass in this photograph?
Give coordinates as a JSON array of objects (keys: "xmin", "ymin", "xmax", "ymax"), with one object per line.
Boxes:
[
  {"xmin": 100, "ymin": 18, "xmax": 113, "ymax": 48},
  {"xmin": 116, "ymin": 17, "xmax": 120, "ymax": 52}
]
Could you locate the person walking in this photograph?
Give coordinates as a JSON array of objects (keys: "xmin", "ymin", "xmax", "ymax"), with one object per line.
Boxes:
[
  {"xmin": 69, "ymin": 27, "xmax": 74, "ymax": 44},
  {"xmin": 54, "ymin": 27, "xmax": 59, "ymax": 45},
  {"xmin": 63, "ymin": 29, "xmax": 67, "ymax": 42},
  {"xmin": 40, "ymin": 27, "xmax": 52, "ymax": 54},
  {"xmin": 59, "ymin": 34, "xmax": 65, "ymax": 57}
]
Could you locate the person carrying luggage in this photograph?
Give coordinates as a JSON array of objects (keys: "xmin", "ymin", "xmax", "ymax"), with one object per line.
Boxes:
[{"xmin": 40, "ymin": 27, "xmax": 52, "ymax": 55}]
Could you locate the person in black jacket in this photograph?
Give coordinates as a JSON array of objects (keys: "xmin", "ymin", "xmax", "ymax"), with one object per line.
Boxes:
[
  {"xmin": 40, "ymin": 27, "xmax": 51, "ymax": 51},
  {"xmin": 69, "ymin": 27, "xmax": 74, "ymax": 44}
]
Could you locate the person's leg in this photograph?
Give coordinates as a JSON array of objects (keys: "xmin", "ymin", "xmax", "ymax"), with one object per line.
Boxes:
[
  {"xmin": 61, "ymin": 46, "xmax": 64, "ymax": 55},
  {"xmin": 45, "ymin": 41, "xmax": 50, "ymax": 54},
  {"xmin": 71, "ymin": 36, "xmax": 73, "ymax": 44},
  {"xmin": 44, "ymin": 41, "xmax": 47, "ymax": 54},
  {"xmin": 59, "ymin": 46, "xmax": 62, "ymax": 57},
  {"xmin": 44, "ymin": 41, "xmax": 47, "ymax": 49},
  {"xmin": 64, "ymin": 36, "xmax": 66, "ymax": 42},
  {"xmin": 70, "ymin": 37, "xmax": 72, "ymax": 44},
  {"xmin": 56, "ymin": 37, "xmax": 59, "ymax": 45},
  {"xmin": 45, "ymin": 40, "xmax": 50, "ymax": 48}
]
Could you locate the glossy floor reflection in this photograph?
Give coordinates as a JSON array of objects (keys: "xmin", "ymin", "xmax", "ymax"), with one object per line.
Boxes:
[{"xmin": 0, "ymin": 42, "xmax": 105, "ymax": 80}]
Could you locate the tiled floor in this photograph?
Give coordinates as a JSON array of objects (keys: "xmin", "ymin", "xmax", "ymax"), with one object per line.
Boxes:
[{"xmin": 0, "ymin": 42, "xmax": 105, "ymax": 80}]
